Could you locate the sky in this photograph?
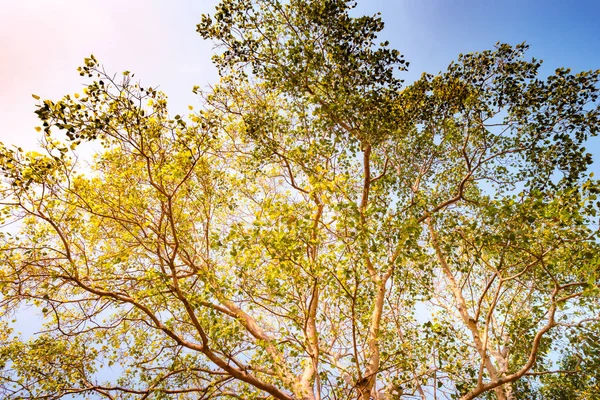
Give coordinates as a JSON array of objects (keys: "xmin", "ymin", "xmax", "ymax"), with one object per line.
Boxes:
[
  {"xmin": 0, "ymin": 0, "xmax": 219, "ymax": 149},
  {"xmin": 1, "ymin": 0, "xmax": 599, "ymax": 153}
]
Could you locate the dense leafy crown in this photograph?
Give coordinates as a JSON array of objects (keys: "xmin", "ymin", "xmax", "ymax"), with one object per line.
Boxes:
[{"xmin": 1, "ymin": 1, "xmax": 599, "ymax": 399}]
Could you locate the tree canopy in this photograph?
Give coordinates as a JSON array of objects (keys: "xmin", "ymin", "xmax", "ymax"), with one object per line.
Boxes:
[{"xmin": 1, "ymin": 0, "xmax": 599, "ymax": 399}]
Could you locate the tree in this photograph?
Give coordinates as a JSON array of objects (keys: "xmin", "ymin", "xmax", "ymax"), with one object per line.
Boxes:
[{"xmin": 1, "ymin": 0, "xmax": 599, "ymax": 399}]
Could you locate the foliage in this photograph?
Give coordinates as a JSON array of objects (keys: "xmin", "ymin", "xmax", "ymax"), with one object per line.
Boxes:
[{"xmin": 0, "ymin": 1, "xmax": 599, "ymax": 399}]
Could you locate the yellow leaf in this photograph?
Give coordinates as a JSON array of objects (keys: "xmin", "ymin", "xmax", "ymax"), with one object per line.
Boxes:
[
  {"xmin": 35, "ymin": 127, "xmax": 42, "ymax": 132},
  {"xmin": 74, "ymin": 93, "xmax": 80, "ymax": 99},
  {"xmin": 32, "ymin": 94, "xmax": 40, "ymax": 100}
]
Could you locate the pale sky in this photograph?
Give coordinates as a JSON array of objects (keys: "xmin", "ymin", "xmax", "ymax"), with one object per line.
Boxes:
[{"xmin": 0, "ymin": 0, "xmax": 218, "ymax": 149}]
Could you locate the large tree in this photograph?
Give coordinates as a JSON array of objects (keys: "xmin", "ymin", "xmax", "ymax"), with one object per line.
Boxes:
[{"xmin": 1, "ymin": 0, "xmax": 599, "ymax": 399}]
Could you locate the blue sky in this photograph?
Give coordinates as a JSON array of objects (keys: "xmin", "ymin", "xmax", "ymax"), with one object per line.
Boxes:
[{"xmin": 360, "ymin": 0, "xmax": 600, "ymax": 81}]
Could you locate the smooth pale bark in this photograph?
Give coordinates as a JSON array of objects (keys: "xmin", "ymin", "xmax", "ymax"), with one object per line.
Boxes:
[{"xmin": 428, "ymin": 219, "xmax": 509, "ymax": 400}]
